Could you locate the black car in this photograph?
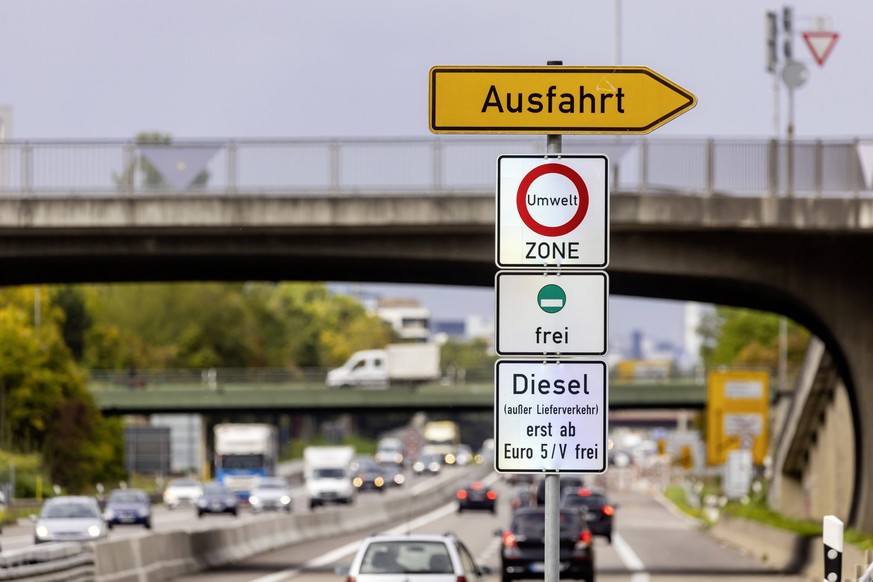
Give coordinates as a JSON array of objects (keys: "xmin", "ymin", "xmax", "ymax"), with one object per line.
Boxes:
[
  {"xmin": 498, "ymin": 507, "xmax": 594, "ymax": 582},
  {"xmin": 378, "ymin": 461, "xmax": 406, "ymax": 487},
  {"xmin": 456, "ymin": 481, "xmax": 497, "ymax": 513},
  {"xmin": 351, "ymin": 458, "xmax": 386, "ymax": 492},
  {"xmin": 104, "ymin": 488, "xmax": 152, "ymax": 529},
  {"xmin": 509, "ymin": 487, "xmax": 536, "ymax": 512},
  {"xmin": 536, "ymin": 476, "xmax": 585, "ymax": 505},
  {"xmin": 196, "ymin": 481, "xmax": 239, "ymax": 517},
  {"xmin": 560, "ymin": 487, "xmax": 615, "ymax": 543}
]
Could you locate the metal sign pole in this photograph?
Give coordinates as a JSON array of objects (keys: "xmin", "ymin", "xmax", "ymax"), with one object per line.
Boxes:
[{"xmin": 544, "ymin": 59, "xmax": 563, "ymax": 582}]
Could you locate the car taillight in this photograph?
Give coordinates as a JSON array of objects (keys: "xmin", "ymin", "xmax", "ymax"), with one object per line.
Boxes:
[
  {"xmin": 345, "ymin": 577, "xmax": 356, "ymax": 582},
  {"xmin": 486, "ymin": 490, "xmax": 497, "ymax": 501},
  {"xmin": 502, "ymin": 531, "xmax": 522, "ymax": 558},
  {"xmin": 502, "ymin": 531, "xmax": 516, "ymax": 546},
  {"xmin": 602, "ymin": 504, "xmax": 615, "ymax": 516},
  {"xmin": 456, "ymin": 490, "xmax": 468, "ymax": 500},
  {"xmin": 577, "ymin": 487, "xmax": 591, "ymax": 496},
  {"xmin": 471, "ymin": 481, "xmax": 483, "ymax": 490},
  {"xmin": 575, "ymin": 529, "xmax": 593, "ymax": 551},
  {"xmin": 456, "ymin": 577, "xmax": 468, "ymax": 582}
]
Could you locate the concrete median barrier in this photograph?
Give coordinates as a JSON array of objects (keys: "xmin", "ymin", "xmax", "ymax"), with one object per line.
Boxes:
[{"xmin": 94, "ymin": 464, "xmax": 491, "ymax": 582}]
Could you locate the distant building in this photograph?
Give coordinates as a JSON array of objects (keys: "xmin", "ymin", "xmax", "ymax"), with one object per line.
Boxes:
[
  {"xmin": 375, "ymin": 298, "xmax": 431, "ymax": 342},
  {"xmin": 433, "ymin": 320, "xmax": 465, "ymax": 339}
]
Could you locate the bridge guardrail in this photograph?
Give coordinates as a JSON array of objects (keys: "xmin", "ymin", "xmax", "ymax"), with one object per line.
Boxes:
[
  {"xmin": 87, "ymin": 366, "xmax": 709, "ymax": 393},
  {"xmin": 0, "ymin": 137, "xmax": 869, "ymax": 198}
]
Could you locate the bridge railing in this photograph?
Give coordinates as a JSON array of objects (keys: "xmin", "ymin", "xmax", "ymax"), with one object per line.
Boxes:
[
  {"xmin": 87, "ymin": 366, "xmax": 709, "ymax": 392},
  {"xmin": 0, "ymin": 137, "xmax": 868, "ymax": 198}
]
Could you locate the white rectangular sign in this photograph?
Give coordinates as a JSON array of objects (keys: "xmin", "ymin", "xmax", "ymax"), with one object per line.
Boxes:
[
  {"xmin": 496, "ymin": 271, "xmax": 608, "ymax": 356},
  {"xmin": 495, "ymin": 360, "xmax": 608, "ymax": 473},
  {"xmin": 496, "ymin": 154, "xmax": 609, "ymax": 268}
]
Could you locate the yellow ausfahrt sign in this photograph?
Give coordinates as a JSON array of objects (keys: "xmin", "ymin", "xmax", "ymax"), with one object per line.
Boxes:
[
  {"xmin": 429, "ymin": 66, "xmax": 696, "ymax": 134},
  {"xmin": 706, "ymin": 369, "xmax": 770, "ymax": 466}
]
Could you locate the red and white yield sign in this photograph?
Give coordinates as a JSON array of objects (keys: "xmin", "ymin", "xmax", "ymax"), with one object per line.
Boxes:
[{"xmin": 497, "ymin": 154, "xmax": 608, "ymax": 268}]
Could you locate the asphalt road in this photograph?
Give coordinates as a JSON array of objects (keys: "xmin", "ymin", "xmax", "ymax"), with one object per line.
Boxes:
[{"xmin": 167, "ymin": 472, "xmax": 810, "ymax": 582}]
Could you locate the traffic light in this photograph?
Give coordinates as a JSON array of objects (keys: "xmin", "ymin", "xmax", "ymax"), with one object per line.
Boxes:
[
  {"xmin": 766, "ymin": 11, "xmax": 778, "ymax": 73},
  {"xmin": 782, "ymin": 6, "xmax": 793, "ymax": 60}
]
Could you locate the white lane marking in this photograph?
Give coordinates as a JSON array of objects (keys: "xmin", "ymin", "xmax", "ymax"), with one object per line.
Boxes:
[
  {"xmin": 247, "ymin": 474, "xmax": 500, "ymax": 582},
  {"xmin": 612, "ymin": 532, "xmax": 649, "ymax": 582}
]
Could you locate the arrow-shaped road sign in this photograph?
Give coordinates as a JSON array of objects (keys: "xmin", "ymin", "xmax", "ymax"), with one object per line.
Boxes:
[{"xmin": 429, "ymin": 65, "xmax": 696, "ymax": 134}]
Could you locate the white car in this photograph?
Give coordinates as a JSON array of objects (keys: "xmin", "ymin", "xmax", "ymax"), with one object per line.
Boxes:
[
  {"xmin": 341, "ymin": 533, "xmax": 490, "ymax": 581},
  {"xmin": 33, "ymin": 496, "xmax": 108, "ymax": 544},
  {"xmin": 249, "ymin": 477, "xmax": 293, "ymax": 513},
  {"xmin": 163, "ymin": 477, "xmax": 203, "ymax": 509}
]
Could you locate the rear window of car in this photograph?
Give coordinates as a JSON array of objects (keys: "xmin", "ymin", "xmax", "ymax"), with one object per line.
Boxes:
[
  {"xmin": 360, "ymin": 541, "xmax": 452, "ymax": 574},
  {"xmin": 562, "ymin": 493, "xmax": 607, "ymax": 510},
  {"xmin": 512, "ymin": 511, "xmax": 581, "ymax": 539}
]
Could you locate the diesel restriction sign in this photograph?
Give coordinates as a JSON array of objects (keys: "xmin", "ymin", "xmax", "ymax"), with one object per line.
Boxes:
[
  {"xmin": 497, "ymin": 155, "xmax": 608, "ymax": 268},
  {"xmin": 496, "ymin": 271, "xmax": 608, "ymax": 356},
  {"xmin": 495, "ymin": 360, "xmax": 608, "ymax": 473}
]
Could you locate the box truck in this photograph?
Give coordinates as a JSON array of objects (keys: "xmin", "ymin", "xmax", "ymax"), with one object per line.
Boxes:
[
  {"xmin": 303, "ymin": 445, "xmax": 356, "ymax": 509},
  {"xmin": 325, "ymin": 343, "xmax": 440, "ymax": 389}
]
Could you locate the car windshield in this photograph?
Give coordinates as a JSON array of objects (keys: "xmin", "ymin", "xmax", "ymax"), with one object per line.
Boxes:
[
  {"xmin": 360, "ymin": 541, "xmax": 453, "ymax": 574},
  {"xmin": 313, "ymin": 468, "xmax": 345, "ymax": 479},
  {"xmin": 42, "ymin": 501, "xmax": 99, "ymax": 519},
  {"xmin": 169, "ymin": 479, "xmax": 199, "ymax": 488},
  {"xmin": 512, "ymin": 511, "xmax": 581, "ymax": 540},
  {"xmin": 256, "ymin": 480, "xmax": 287, "ymax": 489},
  {"xmin": 108, "ymin": 491, "xmax": 147, "ymax": 504},
  {"xmin": 203, "ymin": 483, "xmax": 229, "ymax": 494}
]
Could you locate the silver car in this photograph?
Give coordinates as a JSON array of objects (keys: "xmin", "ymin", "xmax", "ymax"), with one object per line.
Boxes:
[
  {"xmin": 341, "ymin": 533, "xmax": 490, "ymax": 582},
  {"xmin": 248, "ymin": 477, "xmax": 293, "ymax": 513},
  {"xmin": 34, "ymin": 496, "xmax": 108, "ymax": 544}
]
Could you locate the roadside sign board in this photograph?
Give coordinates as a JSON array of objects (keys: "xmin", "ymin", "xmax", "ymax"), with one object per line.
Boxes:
[
  {"xmin": 496, "ymin": 271, "xmax": 608, "ymax": 356},
  {"xmin": 495, "ymin": 360, "xmax": 608, "ymax": 473},
  {"xmin": 497, "ymin": 154, "xmax": 608, "ymax": 268},
  {"xmin": 429, "ymin": 66, "xmax": 697, "ymax": 134},
  {"xmin": 706, "ymin": 370, "xmax": 770, "ymax": 465}
]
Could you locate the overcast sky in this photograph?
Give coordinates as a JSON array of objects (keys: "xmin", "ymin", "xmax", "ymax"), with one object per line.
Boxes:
[{"xmin": 0, "ymin": 0, "xmax": 860, "ymax": 346}]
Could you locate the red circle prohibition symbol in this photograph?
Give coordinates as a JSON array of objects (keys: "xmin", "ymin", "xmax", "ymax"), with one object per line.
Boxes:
[{"xmin": 516, "ymin": 163, "xmax": 590, "ymax": 237}]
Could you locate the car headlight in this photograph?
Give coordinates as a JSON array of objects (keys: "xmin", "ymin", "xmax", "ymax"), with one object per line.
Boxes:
[
  {"xmin": 374, "ymin": 477, "xmax": 384, "ymax": 487},
  {"xmin": 197, "ymin": 498, "xmax": 207, "ymax": 507},
  {"xmin": 88, "ymin": 525, "xmax": 102, "ymax": 538},
  {"xmin": 353, "ymin": 477, "xmax": 363, "ymax": 487},
  {"xmin": 35, "ymin": 525, "xmax": 49, "ymax": 539},
  {"xmin": 413, "ymin": 462, "xmax": 424, "ymax": 471},
  {"xmin": 249, "ymin": 495, "xmax": 260, "ymax": 505},
  {"xmin": 280, "ymin": 495, "xmax": 291, "ymax": 505},
  {"xmin": 394, "ymin": 474, "xmax": 405, "ymax": 485},
  {"xmin": 137, "ymin": 507, "xmax": 150, "ymax": 517},
  {"xmin": 445, "ymin": 453, "xmax": 456, "ymax": 464}
]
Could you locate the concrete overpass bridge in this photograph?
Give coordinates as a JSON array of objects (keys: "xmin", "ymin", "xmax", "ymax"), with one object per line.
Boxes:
[
  {"xmin": 0, "ymin": 136, "xmax": 871, "ymax": 529},
  {"xmin": 87, "ymin": 367, "xmax": 708, "ymax": 416}
]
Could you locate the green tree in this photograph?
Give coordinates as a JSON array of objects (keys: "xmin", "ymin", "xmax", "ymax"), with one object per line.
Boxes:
[
  {"xmin": 440, "ymin": 337, "xmax": 495, "ymax": 381},
  {"xmin": 0, "ymin": 287, "xmax": 123, "ymax": 490},
  {"xmin": 50, "ymin": 285, "xmax": 92, "ymax": 361},
  {"xmin": 699, "ymin": 306, "xmax": 809, "ymax": 371}
]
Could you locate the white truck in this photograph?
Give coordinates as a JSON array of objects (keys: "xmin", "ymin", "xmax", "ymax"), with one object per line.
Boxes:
[
  {"xmin": 422, "ymin": 420, "xmax": 461, "ymax": 465},
  {"xmin": 303, "ymin": 445, "xmax": 356, "ymax": 509},
  {"xmin": 325, "ymin": 343, "xmax": 440, "ymax": 389},
  {"xmin": 213, "ymin": 423, "xmax": 278, "ymax": 502}
]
